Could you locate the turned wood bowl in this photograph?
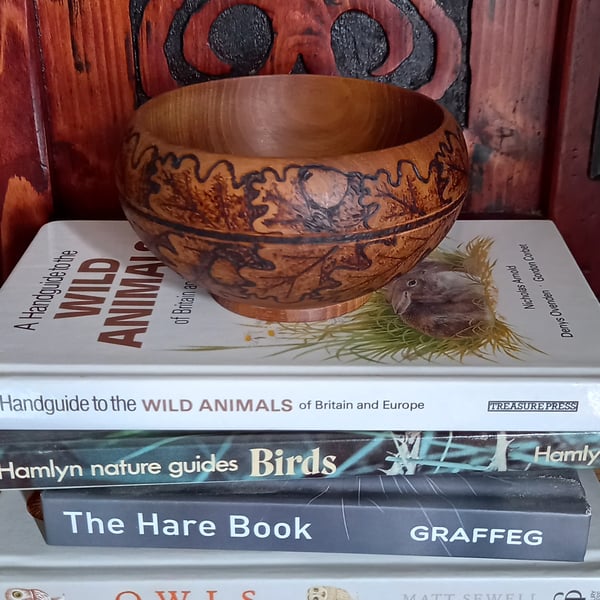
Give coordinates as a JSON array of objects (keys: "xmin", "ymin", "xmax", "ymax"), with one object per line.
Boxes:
[{"xmin": 116, "ymin": 74, "xmax": 469, "ymax": 322}]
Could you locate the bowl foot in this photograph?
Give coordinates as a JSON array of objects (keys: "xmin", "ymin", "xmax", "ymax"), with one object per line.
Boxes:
[{"xmin": 211, "ymin": 293, "xmax": 373, "ymax": 323}]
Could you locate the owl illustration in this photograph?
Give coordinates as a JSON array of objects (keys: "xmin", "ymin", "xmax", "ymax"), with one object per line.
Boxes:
[
  {"xmin": 307, "ymin": 587, "xmax": 355, "ymax": 600},
  {"xmin": 5, "ymin": 589, "xmax": 64, "ymax": 600}
]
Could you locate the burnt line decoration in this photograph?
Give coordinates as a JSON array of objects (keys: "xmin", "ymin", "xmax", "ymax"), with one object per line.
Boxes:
[
  {"xmin": 119, "ymin": 127, "xmax": 466, "ymax": 307},
  {"xmin": 120, "ymin": 127, "xmax": 467, "ymax": 238},
  {"xmin": 128, "ymin": 0, "xmax": 471, "ymax": 124},
  {"xmin": 122, "ymin": 198, "xmax": 458, "ymax": 308},
  {"xmin": 181, "ymin": 234, "xmax": 542, "ymax": 362}
]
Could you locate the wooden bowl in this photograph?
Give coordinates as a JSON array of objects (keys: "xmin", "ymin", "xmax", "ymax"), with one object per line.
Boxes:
[{"xmin": 116, "ymin": 74, "xmax": 469, "ymax": 322}]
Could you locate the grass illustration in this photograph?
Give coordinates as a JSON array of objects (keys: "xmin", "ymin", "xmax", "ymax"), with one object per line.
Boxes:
[{"xmin": 188, "ymin": 236, "xmax": 540, "ymax": 362}]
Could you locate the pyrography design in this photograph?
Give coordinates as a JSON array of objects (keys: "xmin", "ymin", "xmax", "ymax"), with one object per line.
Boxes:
[
  {"xmin": 120, "ymin": 128, "xmax": 467, "ymax": 308},
  {"xmin": 185, "ymin": 235, "xmax": 541, "ymax": 362}
]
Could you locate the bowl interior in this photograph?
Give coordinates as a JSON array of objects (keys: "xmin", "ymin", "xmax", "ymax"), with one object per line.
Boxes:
[{"xmin": 137, "ymin": 75, "xmax": 445, "ymax": 158}]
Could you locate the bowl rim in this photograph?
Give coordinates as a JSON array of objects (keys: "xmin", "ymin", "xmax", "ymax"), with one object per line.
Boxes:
[{"xmin": 127, "ymin": 74, "xmax": 462, "ymax": 163}]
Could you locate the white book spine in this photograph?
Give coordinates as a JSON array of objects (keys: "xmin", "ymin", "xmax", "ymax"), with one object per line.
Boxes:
[
  {"xmin": 0, "ymin": 375, "xmax": 600, "ymax": 431},
  {"xmin": 2, "ymin": 219, "xmax": 600, "ymax": 432},
  {"xmin": 0, "ymin": 375, "xmax": 597, "ymax": 430},
  {"xmin": 3, "ymin": 575, "xmax": 600, "ymax": 599}
]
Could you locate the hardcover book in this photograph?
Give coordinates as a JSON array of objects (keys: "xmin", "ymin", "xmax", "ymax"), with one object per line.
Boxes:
[
  {"xmin": 1, "ymin": 219, "xmax": 600, "ymax": 431},
  {"xmin": 37, "ymin": 470, "xmax": 592, "ymax": 561},
  {"xmin": 3, "ymin": 429, "xmax": 600, "ymax": 489},
  {"xmin": 2, "ymin": 471, "xmax": 600, "ymax": 598}
]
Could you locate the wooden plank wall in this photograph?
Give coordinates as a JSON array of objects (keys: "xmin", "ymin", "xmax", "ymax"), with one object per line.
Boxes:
[
  {"xmin": 34, "ymin": 0, "xmax": 135, "ymax": 219},
  {"xmin": 0, "ymin": 0, "xmax": 52, "ymax": 281},
  {"xmin": 467, "ymin": 0, "xmax": 560, "ymax": 216},
  {"xmin": 549, "ymin": 0, "xmax": 600, "ymax": 292}
]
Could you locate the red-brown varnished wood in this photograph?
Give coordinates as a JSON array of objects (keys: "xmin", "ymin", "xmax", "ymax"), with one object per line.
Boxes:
[
  {"xmin": 184, "ymin": 0, "xmax": 413, "ymax": 77},
  {"xmin": 34, "ymin": 0, "xmax": 136, "ymax": 219},
  {"xmin": 466, "ymin": 0, "xmax": 561, "ymax": 216},
  {"xmin": 0, "ymin": 0, "xmax": 52, "ymax": 282},
  {"xmin": 548, "ymin": 0, "xmax": 600, "ymax": 295}
]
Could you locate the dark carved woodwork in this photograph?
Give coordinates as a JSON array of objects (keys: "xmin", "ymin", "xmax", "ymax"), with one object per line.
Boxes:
[{"xmin": 130, "ymin": 0, "xmax": 470, "ymax": 124}]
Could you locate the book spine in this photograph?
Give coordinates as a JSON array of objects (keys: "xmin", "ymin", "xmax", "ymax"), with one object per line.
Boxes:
[
  {"xmin": 0, "ymin": 375, "xmax": 596, "ymax": 431},
  {"xmin": 3, "ymin": 577, "xmax": 600, "ymax": 600},
  {"xmin": 39, "ymin": 475, "xmax": 591, "ymax": 561},
  {"xmin": 3, "ymin": 430, "xmax": 600, "ymax": 490}
]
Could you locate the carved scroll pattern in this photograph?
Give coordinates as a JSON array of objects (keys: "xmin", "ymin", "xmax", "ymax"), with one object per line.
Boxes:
[{"xmin": 129, "ymin": 0, "xmax": 470, "ymax": 124}]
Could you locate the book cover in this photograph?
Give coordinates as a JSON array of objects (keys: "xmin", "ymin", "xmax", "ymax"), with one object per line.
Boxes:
[
  {"xmin": 1, "ymin": 219, "xmax": 600, "ymax": 431},
  {"xmin": 4, "ymin": 429, "xmax": 600, "ymax": 489},
  {"xmin": 2, "ymin": 471, "xmax": 600, "ymax": 598},
  {"xmin": 37, "ymin": 470, "xmax": 591, "ymax": 561}
]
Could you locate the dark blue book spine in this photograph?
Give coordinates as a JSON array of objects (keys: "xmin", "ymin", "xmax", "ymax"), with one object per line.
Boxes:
[{"xmin": 39, "ymin": 471, "xmax": 592, "ymax": 561}]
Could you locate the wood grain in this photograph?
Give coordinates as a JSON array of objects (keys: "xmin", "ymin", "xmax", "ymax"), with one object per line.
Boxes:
[
  {"xmin": 117, "ymin": 76, "xmax": 468, "ymax": 321},
  {"xmin": 35, "ymin": 0, "xmax": 471, "ymax": 221},
  {"xmin": 548, "ymin": 0, "xmax": 600, "ymax": 295},
  {"xmin": 34, "ymin": 0, "xmax": 136, "ymax": 219},
  {"xmin": 137, "ymin": 0, "xmax": 414, "ymax": 87},
  {"xmin": 2, "ymin": 0, "xmax": 599, "ymax": 295},
  {"xmin": 465, "ymin": 0, "xmax": 561, "ymax": 216},
  {"xmin": 0, "ymin": 0, "xmax": 52, "ymax": 281}
]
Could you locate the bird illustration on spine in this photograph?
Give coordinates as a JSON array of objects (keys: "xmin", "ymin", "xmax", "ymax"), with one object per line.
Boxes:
[
  {"xmin": 307, "ymin": 587, "xmax": 356, "ymax": 600},
  {"xmin": 5, "ymin": 589, "xmax": 64, "ymax": 600}
]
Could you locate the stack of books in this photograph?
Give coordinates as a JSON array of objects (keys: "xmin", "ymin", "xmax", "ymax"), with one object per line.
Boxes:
[{"xmin": 2, "ymin": 218, "xmax": 600, "ymax": 598}]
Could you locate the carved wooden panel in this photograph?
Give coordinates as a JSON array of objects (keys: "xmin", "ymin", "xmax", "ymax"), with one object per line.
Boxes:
[{"xmin": 131, "ymin": 0, "xmax": 470, "ymax": 126}]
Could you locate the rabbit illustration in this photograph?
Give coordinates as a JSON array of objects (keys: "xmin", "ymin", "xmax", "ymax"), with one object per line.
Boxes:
[{"xmin": 384, "ymin": 259, "xmax": 494, "ymax": 339}]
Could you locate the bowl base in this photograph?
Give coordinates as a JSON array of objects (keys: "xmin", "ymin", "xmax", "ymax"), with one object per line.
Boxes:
[{"xmin": 211, "ymin": 293, "xmax": 373, "ymax": 323}]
